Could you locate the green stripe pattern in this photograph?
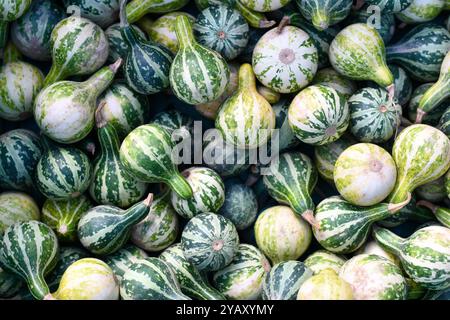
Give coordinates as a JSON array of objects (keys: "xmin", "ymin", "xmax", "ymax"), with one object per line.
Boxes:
[
  {"xmin": 0, "ymin": 192, "xmax": 40, "ymax": 234},
  {"xmin": 304, "ymin": 250, "xmax": 346, "ymax": 274},
  {"xmin": 312, "ymin": 68, "xmax": 357, "ymax": 99},
  {"xmin": 239, "ymin": 0, "xmax": 292, "ymax": 12},
  {"xmin": 396, "ymin": 0, "xmax": 445, "ymax": 24},
  {"xmin": 295, "ymin": 0, "xmax": 352, "ymax": 31},
  {"xmin": 364, "ymin": 0, "xmax": 413, "ymax": 13},
  {"xmin": 105, "ymin": 23, "xmax": 146, "ymax": 62},
  {"xmin": 0, "ymin": 266, "xmax": 22, "ymax": 298},
  {"xmin": 104, "ymin": 244, "xmax": 148, "ymax": 283},
  {"xmin": 62, "ymin": 0, "xmax": 120, "ymax": 28}
]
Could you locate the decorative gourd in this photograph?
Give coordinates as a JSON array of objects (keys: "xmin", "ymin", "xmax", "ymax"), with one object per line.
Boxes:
[
  {"xmin": 105, "ymin": 23, "xmax": 146, "ymax": 62},
  {"xmin": 170, "ymin": 15, "xmax": 230, "ymax": 105},
  {"xmin": 363, "ymin": 0, "xmax": 413, "ymax": 13},
  {"xmin": 409, "ymin": 83, "xmax": 448, "ymax": 125},
  {"xmin": 0, "ymin": 0, "xmax": 32, "ymax": 49},
  {"xmin": 152, "ymin": 109, "xmax": 194, "ymax": 136},
  {"xmin": 63, "ymin": 0, "xmax": 120, "ymax": 28},
  {"xmin": 405, "ymin": 278, "xmax": 427, "ymax": 300},
  {"xmin": 104, "ymin": 245, "xmax": 148, "ymax": 284},
  {"xmin": 373, "ymin": 225, "xmax": 450, "ymax": 290},
  {"xmin": 312, "ymin": 195, "xmax": 410, "ymax": 254},
  {"xmin": 120, "ymin": 257, "xmax": 190, "ymax": 300},
  {"xmin": 382, "ymin": 64, "xmax": 413, "ymax": 107},
  {"xmin": 356, "ymin": 240, "xmax": 401, "ymax": 267},
  {"xmin": 386, "ymin": 24, "xmax": 450, "ymax": 82},
  {"xmin": 261, "ymin": 261, "xmax": 312, "ymax": 300},
  {"xmin": 297, "ymin": 269, "xmax": 353, "ymax": 300},
  {"xmin": 233, "ymin": 1, "xmax": 276, "ymax": 29},
  {"xmin": 254, "ymin": 206, "xmax": 312, "ymax": 264},
  {"xmin": 270, "ymin": 98, "xmax": 300, "ymax": 151},
  {"xmin": 0, "ymin": 192, "xmax": 40, "ymax": 234},
  {"xmin": 125, "ymin": 0, "xmax": 190, "ymax": 23},
  {"xmin": 348, "ymin": 7, "xmax": 395, "ymax": 44},
  {"xmin": 239, "ymin": 0, "xmax": 292, "ymax": 12},
  {"xmin": 304, "ymin": 250, "xmax": 346, "ymax": 275},
  {"xmin": 339, "ymin": 254, "xmax": 407, "ymax": 300},
  {"xmin": 181, "ymin": 212, "xmax": 239, "ymax": 272},
  {"xmin": 0, "ymin": 43, "xmax": 44, "ymax": 121},
  {"xmin": 415, "ymin": 177, "xmax": 446, "ymax": 203},
  {"xmin": 439, "ymin": 107, "xmax": 450, "ymax": 138},
  {"xmin": 288, "ymin": 84, "xmax": 349, "ymax": 145},
  {"xmin": 43, "ymin": 15, "xmax": 109, "ymax": 87},
  {"xmin": 312, "ymin": 68, "xmax": 357, "ymax": 99},
  {"xmin": 417, "ymin": 200, "xmax": 449, "ymax": 227},
  {"xmin": 77, "ymin": 193, "xmax": 153, "ymax": 255},
  {"xmin": 252, "ymin": 18, "xmax": 318, "ymax": 93},
  {"xmin": 195, "ymin": 0, "xmax": 235, "ymax": 10},
  {"xmin": 295, "ymin": 0, "xmax": 352, "ymax": 31},
  {"xmin": 257, "ymin": 85, "xmax": 280, "ymax": 104},
  {"xmin": 42, "ymin": 195, "xmax": 92, "ymax": 243},
  {"xmin": 215, "ymin": 63, "xmax": 276, "ymax": 149},
  {"xmin": 263, "ymin": 152, "xmax": 318, "ymax": 225},
  {"xmin": 388, "ymin": 124, "xmax": 450, "ymax": 204},
  {"xmin": 0, "ymin": 266, "xmax": 22, "ymax": 298},
  {"xmin": 160, "ymin": 243, "xmax": 225, "ymax": 300},
  {"xmin": 35, "ymin": 59, "xmax": 122, "ymax": 144},
  {"xmin": 0, "ymin": 221, "xmax": 59, "ymax": 300},
  {"xmin": 76, "ymin": 136, "xmax": 97, "ymax": 159},
  {"xmin": 396, "ymin": 0, "xmax": 445, "ymax": 24}
]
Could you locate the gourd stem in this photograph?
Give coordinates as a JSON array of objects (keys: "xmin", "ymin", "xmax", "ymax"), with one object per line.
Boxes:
[
  {"xmin": 302, "ymin": 210, "xmax": 319, "ymax": 228},
  {"xmin": 43, "ymin": 294, "xmax": 56, "ymax": 300},
  {"xmin": 235, "ymin": 1, "xmax": 275, "ymax": 29},
  {"xmin": 416, "ymin": 200, "xmax": 437, "ymax": 214},
  {"xmin": 415, "ymin": 109, "xmax": 426, "ymax": 124},
  {"xmin": 277, "ymin": 16, "xmax": 290, "ymax": 34},
  {"xmin": 119, "ymin": 0, "xmax": 130, "ymax": 28},
  {"xmin": 0, "ymin": 21, "xmax": 8, "ymax": 50},
  {"xmin": 84, "ymin": 59, "xmax": 122, "ymax": 98},
  {"xmin": 372, "ymin": 225, "xmax": 404, "ymax": 256},
  {"xmin": 245, "ymin": 165, "xmax": 260, "ymax": 187},
  {"xmin": 238, "ymin": 64, "xmax": 257, "ymax": 91},
  {"xmin": 3, "ymin": 42, "xmax": 21, "ymax": 63},
  {"xmin": 121, "ymin": 193, "xmax": 154, "ymax": 225},
  {"xmin": 311, "ymin": 11, "xmax": 330, "ymax": 31},
  {"xmin": 95, "ymin": 101, "xmax": 108, "ymax": 128},
  {"xmin": 167, "ymin": 173, "xmax": 193, "ymax": 200},
  {"xmin": 43, "ymin": 66, "xmax": 66, "ymax": 88},
  {"xmin": 174, "ymin": 15, "xmax": 195, "ymax": 49},
  {"xmin": 388, "ymin": 192, "xmax": 412, "ymax": 213},
  {"xmin": 418, "ymin": 77, "xmax": 450, "ymax": 115}
]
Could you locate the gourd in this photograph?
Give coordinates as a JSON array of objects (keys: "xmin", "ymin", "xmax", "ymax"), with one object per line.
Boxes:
[
  {"xmin": 312, "ymin": 68, "xmax": 357, "ymax": 99},
  {"xmin": 34, "ymin": 59, "xmax": 122, "ymax": 144},
  {"xmin": 119, "ymin": 0, "xmax": 173, "ymax": 95},
  {"xmin": 42, "ymin": 195, "xmax": 93, "ymax": 242},
  {"xmin": 160, "ymin": 243, "xmax": 225, "ymax": 300},
  {"xmin": 373, "ymin": 225, "xmax": 450, "ymax": 290},
  {"xmin": 339, "ymin": 254, "xmax": 407, "ymax": 300},
  {"xmin": 417, "ymin": 200, "xmax": 450, "ymax": 227},
  {"xmin": 356, "ymin": 240, "xmax": 401, "ymax": 268},
  {"xmin": 262, "ymin": 152, "xmax": 318, "ymax": 225},
  {"xmin": 0, "ymin": 221, "xmax": 59, "ymax": 300},
  {"xmin": 304, "ymin": 250, "xmax": 346, "ymax": 275},
  {"xmin": 0, "ymin": 43, "xmax": 44, "ymax": 121},
  {"xmin": 261, "ymin": 261, "xmax": 313, "ymax": 300},
  {"xmin": 396, "ymin": 0, "xmax": 445, "ymax": 24},
  {"xmin": 105, "ymin": 23, "xmax": 146, "ymax": 62},
  {"xmin": 363, "ymin": 0, "xmax": 413, "ymax": 13},
  {"xmin": 334, "ymin": 143, "xmax": 397, "ymax": 206},
  {"xmin": 120, "ymin": 257, "xmax": 190, "ymax": 300},
  {"xmin": 239, "ymin": 0, "xmax": 292, "ymax": 12},
  {"xmin": 152, "ymin": 110, "xmax": 194, "ymax": 136},
  {"xmin": 125, "ymin": 0, "xmax": 190, "ymax": 23},
  {"xmin": 170, "ymin": 167, "xmax": 225, "ymax": 219},
  {"xmin": 77, "ymin": 193, "xmax": 153, "ymax": 255},
  {"xmin": 295, "ymin": 0, "xmax": 352, "ymax": 31},
  {"xmin": 254, "ymin": 206, "xmax": 312, "ymax": 264},
  {"xmin": 215, "ymin": 63, "xmax": 276, "ymax": 149},
  {"xmin": 439, "ymin": 107, "xmax": 450, "ymax": 138},
  {"xmin": 348, "ymin": 7, "xmax": 395, "ymax": 45},
  {"xmin": 415, "ymin": 177, "xmax": 446, "ymax": 203},
  {"xmin": 288, "ymin": 84, "xmax": 349, "ymax": 145},
  {"xmin": 169, "ymin": 15, "xmax": 230, "ymax": 105},
  {"xmin": 0, "ymin": 192, "xmax": 40, "ymax": 234},
  {"xmin": 252, "ymin": 18, "xmax": 318, "ymax": 94},
  {"xmin": 119, "ymin": 124, "xmax": 193, "ymax": 199},
  {"xmin": 387, "ymin": 64, "xmax": 413, "ymax": 107},
  {"xmin": 297, "ymin": 269, "xmax": 353, "ymax": 300},
  {"xmin": 270, "ymin": 98, "xmax": 300, "ymax": 151},
  {"xmin": 43, "ymin": 15, "xmax": 109, "ymax": 87},
  {"xmin": 312, "ymin": 195, "xmax": 410, "ymax": 254},
  {"xmin": 0, "ymin": 266, "xmax": 22, "ymax": 298},
  {"xmin": 233, "ymin": 1, "xmax": 276, "ymax": 29},
  {"xmin": 0, "ymin": 0, "xmax": 32, "ymax": 49},
  {"xmin": 409, "ymin": 83, "xmax": 448, "ymax": 125},
  {"xmin": 63, "ymin": 0, "xmax": 120, "ymax": 28},
  {"xmin": 181, "ymin": 212, "xmax": 239, "ymax": 272},
  {"xmin": 104, "ymin": 245, "xmax": 148, "ymax": 284},
  {"xmin": 257, "ymin": 85, "xmax": 280, "ymax": 104}
]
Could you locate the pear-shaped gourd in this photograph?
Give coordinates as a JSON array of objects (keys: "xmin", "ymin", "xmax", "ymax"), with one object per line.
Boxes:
[
  {"xmin": 169, "ymin": 15, "xmax": 230, "ymax": 105},
  {"xmin": 373, "ymin": 225, "xmax": 450, "ymax": 290},
  {"xmin": 417, "ymin": 200, "xmax": 450, "ymax": 228},
  {"xmin": 104, "ymin": 244, "xmax": 148, "ymax": 283},
  {"xmin": 215, "ymin": 63, "xmax": 276, "ymax": 149},
  {"xmin": 295, "ymin": 0, "xmax": 352, "ymax": 31},
  {"xmin": 297, "ymin": 269, "xmax": 353, "ymax": 300},
  {"xmin": 34, "ymin": 59, "xmax": 122, "ymax": 144},
  {"xmin": 126, "ymin": 0, "xmax": 190, "ymax": 23},
  {"xmin": 77, "ymin": 193, "xmax": 153, "ymax": 255},
  {"xmin": 0, "ymin": 43, "xmax": 44, "ymax": 121},
  {"xmin": 44, "ymin": 15, "xmax": 109, "ymax": 87},
  {"xmin": 105, "ymin": 23, "xmax": 147, "ymax": 62},
  {"xmin": 0, "ymin": 0, "xmax": 32, "ymax": 49},
  {"xmin": 119, "ymin": 124, "xmax": 193, "ymax": 199},
  {"xmin": 0, "ymin": 221, "xmax": 59, "ymax": 300}
]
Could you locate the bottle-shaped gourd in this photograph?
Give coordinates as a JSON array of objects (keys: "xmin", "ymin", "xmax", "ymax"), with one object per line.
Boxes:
[
  {"xmin": 126, "ymin": 0, "xmax": 190, "ymax": 23},
  {"xmin": 215, "ymin": 63, "xmax": 275, "ymax": 149},
  {"xmin": 0, "ymin": 0, "xmax": 32, "ymax": 49},
  {"xmin": 295, "ymin": 0, "xmax": 352, "ymax": 31},
  {"xmin": 34, "ymin": 59, "xmax": 122, "ymax": 144},
  {"xmin": 169, "ymin": 15, "xmax": 230, "ymax": 105}
]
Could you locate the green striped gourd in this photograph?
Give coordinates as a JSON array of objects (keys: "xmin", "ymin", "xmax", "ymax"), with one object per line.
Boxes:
[
  {"xmin": 119, "ymin": 0, "xmax": 173, "ymax": 95},
  {"xmin": 119, "ymin": 124, "xmax": 193, "ymax": 199},
  {"xmin": 120, "ymin": 257, "xmax": 190, "ymax": 300},
  {"xmin": 0, "ymin": 192, "xmax": 39, "ymax": 234},
  {"xmin": 397, "ymin": 0, "xmax": 445, "ymax": 24},
  {"xmin": 0, "ymin": 221, "xmax": 59, "ymax": 300},
  {"xmin": 194, "ymin": 5, "xmax": 249, "ymax": 61},
  {"xmin": 181, "ymin": 212, "xmax": 239, "ymax": 272},
  {"xmin": 195, "ymin": 0, "xmax": 236, "ymax": 9},
  {"xmin": 288, "ymin": 84, "xmax": 349, "ymax": 145},
  {"xmin": 0, "ymin": 129, "xmax": 42, "ymax": 191},
  {"xmin": 63, "ymin": 0, "xmax": 120, "ymax": 28},
  {"xmin": 312, "ymin": 195, "xmax": 410, "ymax": 254},
  {"xmin": 314, "ymin": 134, "xmax": 355, "ymax": 183},
  {"xmin": 295, "ymin": 0, "xmax": 352, "ymax": 31},
  {"xmin": 44, "ymin": 15, "xmax": 109, "ymax": 87},
  {"xmin": 76, "ymin": 136, "xmax": 97, "ymax": 159},
  {"xmin": 261, "ymin": 261, "xmax": 312, "ymax": 300},
  {"xmin": 159, "ymin": 243, "xmax": 226, "ymax": 300},
  {"xmin": 334, "ymin": 143, "xmax": 397, "ymax": 206},
  {"xmin": 388, "ymin": 124, "xmax": 450, "ymax": 204},
  {"xmin": 0, "ymin": 266, "xmax": 22, "ymax": 298},
  {"xmin": 386, "ymin": 24, "xmax": 450, "ymax": 82},
  {"xmin": 348, "ymin": 7, "xmax": 395, "ymax": 44},
  {"xmin": 232, "ymin": 1, "xmax": 276, "ymax": 29},
  {"xmin": 252, "ymin": 19, "xmax": 318, "ymax": 93},
  {"xmin": 170, "ymin": 15, "xmax": 230, "ymax": 105},
  {"xmin": 387, "ymin": 64, "xmax": 413, "ymax": 106},
  {"xmin": 417, "ymin": 201, "xmax": 450, "ymax": 228},
  {"xmin": 152, "ymin": 109, "xmax": 194, "ymax": 136},
  {"xmin": 105, "ymin": 23, "xmax": 146, "ymax": 62},
  {"xmin": 409, "ymin": 83, "xmax": 449, "ymax": 125},
  {"xmin": 263, "ymin": 152, "xmax": 318, "ymax": 225},
  {"xmin": 104, "ymin": 245, "xmax": 148, "ymax": 283},
  {"xmin": 415, "ymin": 177, "xmax": 446, "ymax": 202},
  {"xmin": 0, "ymin": 43, "xmax": 44, "ymax": 121},
  {"xmin": 171, "ymin": 167, "xmax": 225, "ymax": 219},
  {"xmin": 35, "ymin": 60, "xmax": 122, "ymax": 144},
  {"xmin": 239, "ymin": 0, "xmax": 291, "ymax": 12},
  {"xmin": 52, "ymin": 258, "xmax": 119, "ymax": 300},
  {"xmin": 11, "ymin": 0, "xmax": 66, "ymax": 61},
  {"xmin": 304, "ymin": 250, "xmax": 346, "ymax": 274},
  {"xmin": 297, "ymin": 269, "xmax": 353, "ymax": 300},
  {"xmin": 329, "ymin": 23, "xmax": 394, "ymax": 91},
  {"xmin": 356, "ymin": 240, "xmax": 401, "ymax": 268},
  {"xmin": 312, "ymin": 68, "xmax": 357, "ymax": 99},
  {"xmin": 339, "ymin": 254, "xmax": 407, "ymax": 300},
  {"xmin": 125, "ymin": 0, "xmax": 189, "ymax": 23},
  {"xmin": 77, "ymin": 194, "xmax": 153, "ymax": 255},
  {"xmin": 439, "ymin": 107, "xmax": 450, "ymax": 138},
  {"xmin": 373, "ymin": 225, "xmax": 450, "ymax": 290},
  {"xmin": 254, "ymin": 206, "xmax": 312, "ymax": 264},
  {"xmin": 36, "ymin": 140, "xmax": 92, "ymax": 200},
  {"xmin": 271, "ymin": 98, "xmax": 300, "ymax": 151},
  {"xmin": 215, "ymin": 63, "xmax": 276, "ymax": 149},
  {"xmin": 212, "ymin": 244, "xmax": 271, "ymax": 300},
  {"xmin": 42, "ymin": 195, "xmax": 93, "ymax": 242},
  {"xmin": 0, "ymin": 0, "xmax": 32, "ymax": 49},
  {"xmin": 416, "ymin": 51, "xmax": 450, "ymax": 123},
  {"xmin": 363, "ymin": 0, "xmax": 413, "ymax": 13},
  {"xmin": 131, "ymin": 192, "xmax": 178, "ymax": 252}
]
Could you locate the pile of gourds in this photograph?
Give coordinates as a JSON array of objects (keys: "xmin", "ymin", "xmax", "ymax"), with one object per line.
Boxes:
[{"xmin": 0, "ymin": 0, "xmax": 449, "ymax": 301}]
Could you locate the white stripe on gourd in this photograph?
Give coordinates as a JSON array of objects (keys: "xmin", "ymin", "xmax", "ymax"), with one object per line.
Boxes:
[
  {"xmin": 312, "ymin": 68, "xmax": 357, "ymax": 99},
  {"xmin": 295, "ymin": 0, "xmax": 352, "ymax": 31},
  {"xmin": 105, "ymin": 23, "xmax": 146, "ymax": 63},
  {"xmin": 396, "ymin": 0, "xmax": 445, "ymax": 24},
  {"xmin": 125, "ymin": 0, "xmax": 190, "ymax": 23},
  {"xmin": 62, "ymin": 0, "xmax": 120, "ymax": 28},
  {"xmin": 104, "ymin": 245, "xmax": 148, "ymax": 284},
  {"xmin": 0, "ymin": 192, "xmax": 40, "ymax": 234},
  {"xmin": 0, "ymin": 0, "xmax": 32, "ymax": 49},
  {"xmin": 239, "ymin": 0, "xmax": 292, "ymax": 12}
]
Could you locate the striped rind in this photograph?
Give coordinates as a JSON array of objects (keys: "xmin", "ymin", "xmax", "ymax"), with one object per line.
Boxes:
[
  {"xmin": 312, "ymin": 67, "xmax": 357, "ymax": 99},
  {"xmin": 297, "ymin": 269, "xmax": 353, "ymax": 300},
  {"xmin": 104, "ymin": 244, "xmax": 148, "ymax": 283},
  {"xmin": 410, "ymin": 83, "xmax": 449, "ymax": 125},
  {"xmin": 396, "ymin": 0, "xmax": 444, "ymax": 24},
  {"xmin": 152, "ymin": 109, "xmax": 194, "ymax": 136},
  {"xmin": 364, "ymin": 0, "xmax": 413, "ymax": 13},
  {"xmin": 105, "ymin": 23, "xmax": 146, "ymax": 62},
  {"xmin": 239, "ymin": 0, "xmax": 291, "ymax": 12},
  {"xmin": 0, "ymin": 0, "xmax": 32, "ymax": 21},
  {"xmin": 62, "ymin": 0, "xmax": 120, "ymax": 28},
  {"xmin": 296, "ymin": 0, "xmax": 352, "ymax": 30},
  {"xmin": 0, "ymin": 192, "xmax": 40, "ymax": 234},
  {"xmin": 304, "ymin": 250, "xmax": 346, "ymax": 274}
]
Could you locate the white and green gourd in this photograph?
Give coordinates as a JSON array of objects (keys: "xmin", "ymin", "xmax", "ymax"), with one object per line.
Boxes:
[
  {"xmin": 312, "ymin": 67, "xmax": 357, "ymax": 99},
  {"xmin": 303, "ymin": 250, "xmax": 346, "ymax": 275},
  {"xmin": 396, "ymin": 0, "xmax": 445, "ymax": 24},
  {"xmin": 294, "ymin": 0, "xmax": 352, "ymax": 31},
  {"xmin": 105, "ymin": 23, "xmax": 146, "ymax": 62},
  {"xmin": 355, "ymin": 240, "xmax": 401, "ymax": 268},
  {"xmin": 348, "ymin": 7, "xmax": 396, "ymax": 45},
  {"xmin": 410, "ymin": 83, "xmax": 449, "ymax": 125},
  {"xmin": 238, "ymin": 0, "xmax": 292, "ymax": 12},
  {"xmin": 363, "ymin": 0, "xmax": 413, "ymax": 13},
  {"xmin": 62, "ymin": 0, "xmax": 120, "ymax": 28},
  {"xmin": 0, "ymin": 0, "xmax": 32, "ymax": 49},
  {"xmin": 104, "ymin": 244, "xmax": 148, "ymax": 284},
  {"xmin": 297, "ymin": 269, "xmax": 354, "ymax": 300},
  {"xmin": 0, "ymin": 191, "xmax": 40, "ymax": 234},
  {"xmin": 152, "ymin": 109, "xmax": 194, "ymax": 137},
  {"xmin": 125, "ymin": 0, "xmax": 190, "ymax": 23}
]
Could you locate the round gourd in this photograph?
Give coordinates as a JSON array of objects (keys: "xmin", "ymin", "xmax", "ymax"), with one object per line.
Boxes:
[
  {"xmin": 396, "ymin": 0, "xmax": 445, "ymax": 24},
  {"xmin": 297, "ymin": 269, "xmax": 353, "ymax": 300},
  {"xmin": 152, "ymin": 109, "xmax": 194, "ymax": 137},
  {"xmin": 105, "ymin": 23, "xmax": 146, "ymax": 62},
  {"xmin": 62, "ymin": 0, "xmax": 120, "ymax": 28},
  {"xmin": 364, "ymin": 0, "xmax": 413, "ymax": 13},
  {"xmin": 0, "ymin": 192, "xmax": 40, "ymax": 234},
  {"xmin": 304, "ymin": 250, "xmax": 346, "ymax": 275},
  {"xmin": 312, "ymin": 67, "xmax": 357, "ymax": 99},
  {"xmin": 0, "ymin": 0, "xmax": 32, "ymax": 49},
  {"xmin": 104, "ymin": 245, "xmax": 148, "ymax": 283},
  {"xmin": 295, "ymin": 0, "xmax": 352, "ymax": 31},
  {"xmin": 239, "ymin": 0, "xmax": 291, "ymax": 12}
]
